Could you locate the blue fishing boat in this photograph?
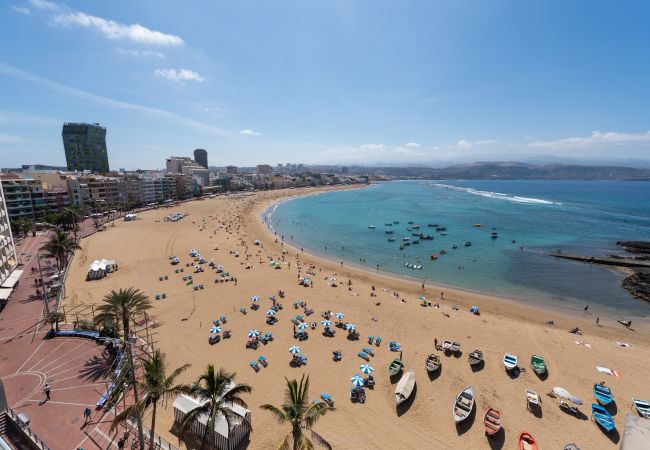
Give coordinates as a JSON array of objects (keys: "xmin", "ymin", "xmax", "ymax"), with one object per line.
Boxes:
[
  {"xmin": 591, "ymin": 404, "xmax": 615, "ymax": 432},
  {"xmin": 594, "ymin": 383, "xmax": 613, "ymax": 405}
]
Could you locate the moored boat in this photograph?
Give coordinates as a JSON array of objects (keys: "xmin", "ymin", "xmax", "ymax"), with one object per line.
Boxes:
[
  {"xmin": 491, "ymin": 231, "xmax": 498, "ymax": 239},
  {"xmin": 388, "ymin": 238, "xmax": 396, "ymax": 242},
  {"xmin": 425, "ymin": 354, "xmax": 441, "ymax": 372},
  {"xmin": 368, "ymin": 225, "xmax": 375, "ymax": 229},
  {"xmin": 430, "ymin": 254, "xmax": 439, "ymax": 260},
  {"xmin": 632, "ymin": 398, "xmax": 650, "ymax": 418},
  {"xmin": 503, "ymin": 353, "xmax": 518, "ymax": 371},
  {"xmin": 453, "ymin": 386, "xmax": 475, "ymax": 423},
  {"xmin": 594, "ymin": 383, "xmax": 613, "ymax": 406},
  {"xmin": 388, "ymin": 358, "xmax": 404, "ymax": 376},
  {"xmin": 592, "ymin": 403, "xmax": 615, "ymax": 432},
  {"xmin": 464, "ymin": 241, "xmax": 472, "ymax": 247},
  {"xmin": 394, "ymin": 369, "xmax": 416, "ymax": 405},
  {"xmin": 518, "ymin": 432, "xmax": 538, "ymax": 450},
  {"xmin": 468, "ymin": 350, "xmax": 483, "ymax": 366},
  {"xmin": 530, "ymin": 355, "xmax": 547, "ymax": 375},
  {"xmin": 484, "ymin": 408, "xmax": 501, "ymax": 436}
]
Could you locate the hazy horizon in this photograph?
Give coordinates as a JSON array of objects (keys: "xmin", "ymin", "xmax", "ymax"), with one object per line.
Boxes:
[{"xmin": 1, "ymin": 1, "xmax": 649, "ymax": 169}]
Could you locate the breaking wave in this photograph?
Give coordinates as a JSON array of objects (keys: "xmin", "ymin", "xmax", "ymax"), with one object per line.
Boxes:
[{"xmin": 431, "ymin": 183, "xmax": 562, "ymax": 205}]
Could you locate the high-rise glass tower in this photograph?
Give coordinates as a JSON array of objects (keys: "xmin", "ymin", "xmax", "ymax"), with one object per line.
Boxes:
[
  {"xmin": 62, "ymin": 122, "xmax": 109, "ymax": 173},
  {"xmin": 194, "ymin": 149, "xmax": 208, "ymax": 169}
]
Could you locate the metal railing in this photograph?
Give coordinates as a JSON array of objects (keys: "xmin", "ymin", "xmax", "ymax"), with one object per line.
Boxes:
[{"xmin": 4, "ymin": 408, "xmax": 51, "ymax": 450}]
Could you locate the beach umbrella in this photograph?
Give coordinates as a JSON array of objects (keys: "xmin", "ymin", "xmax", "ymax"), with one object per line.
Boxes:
[
  {"xmin": 350, "ymin": 374, "xmax": 365, "ymax": 387},
  {"xmin": 289, "ymin": 346, "xmax": 301, "ymax": 354},
  {"xmin": 360, "ymin": 364, "xmax": 374, "ymax": 374},
  {"xmin": 209, "ymin": 326, "xmax": 221, "ymax": 334},
  {"xmin": 266, "ymin": 309, "xmax": 277, "ymax": 315},
  {"xmin": 282, "ymin": 249, "xmax": 288, "ymax": 254},
  {"xmin": 553, "ymin": 387, "xmax": 583, "ymax": 405},
  {"xmin": 248, "ymin": 329, "xmax": 260, "ymax": 338},
  {"xmin": 297, "ymin": 322, "xmax": 309, "ymax": 331},
  {"xmin": 251, "ymin": 295, "xmax": 260, "ymax": 302},
  {"xmin": 418, "ymin": 295, "xmax": 425, "ymax": 300},
  {"xmin": 321, "ymin": 320, "xmax": 332, "ymax": 327},
  {"xmin": 346, "ymin": 323, "xmax": 357, "ymax": 331},
  {"xmin": 335, "ymin": 312, "xmax": 345, "ymax": 320}
]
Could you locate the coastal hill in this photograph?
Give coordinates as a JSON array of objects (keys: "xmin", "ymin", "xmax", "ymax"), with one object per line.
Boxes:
[{"xmin": 351, "ymin": 162, "xmax": 650, "ymax": 180}]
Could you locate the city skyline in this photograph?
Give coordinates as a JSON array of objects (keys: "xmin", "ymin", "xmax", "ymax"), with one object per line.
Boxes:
[{"xmin": 1, "ymin": 0, "xmax": 650, "ymax": 169}]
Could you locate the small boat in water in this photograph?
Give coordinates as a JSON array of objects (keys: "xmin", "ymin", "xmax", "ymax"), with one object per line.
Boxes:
[
  {"xmin": 385, "ymin": 223, "xmax": 392, "ymax": 226},
  {"xmin": 385, "ymin": 230, "xmax": 394, "ymax": 234},
  {"xmin": 473, "ymin": 224, "xmax": 481, "ymax": 227},
  {"xmin": 436, "ymin": 226, "xmax": 446, "ymax": 231},
  {"xmin": 464, "ymin": 241, "xmax": 472, "ymax": 247},
  {"xmin": 393, "ymin": 220, "xmax": 400, "ymax": 224},
  {"xmin": 407, "ymin": 221, "xmax": 414, "ymax": 224},
  {"xmin": 399, "ymin": 245, "xmax": 405, "ymax": 250},
  {"xmin": 632, "ymin": 398, "xmax": 650, "ymax": 418},
  {"xmin": 430, "ymin": 254, "xmax": 439, "ymax": 260},
  {"xmin": 425, "ymin": 354, "xmax": 441, "ymax": 372},
  {"xmin": 491, "ymin": 232, "xmax": 498, "ymax": 239},
  {"xmin": 468, "ymin": 350, "xmax": 483, "ymax": 366},
  {"xmin": 452, "ymin": 244, "xmax": 458, "ymax": 249},
  {"xmin": 412, "ymin": 224, "xmax": 420, "ymax": 229},
  {"xmin": 395, "ymin": 369, "xmax": 416, "ymax": 405},
  {"xmin": 530, "ymin": 355, "xmax": 547, "ymax": 375},
  {"xmin": 427, "ymin": 223, "xmax": 438, "ymax": 227},
  {"xmin": 402, "ymin": 237, "xmax": 411, "ymax": 241},
  {"xmin": 420, "ymin": 234, "xmax": 433, "ymax": 240},
  {"xmin": 518, "ymin": 432, "xmax": 538, "ymax": 450},
  {"xmin": 440, "ymin": 250, "xmax": 447, "ymax": 255},
  {"xmin": 453, "ymin": 386, "xmax": 475, "ymax": 423},
  {"xmin": 484, "ymin": 408, "xmax": 501, "ymax": 436},
  {"xmin": 594, "ymin": 383, "xmax": 613, "ymax": 405},
  {"xmin": 592, "ymin": 404, "xmax": 615, "ymax": 432},
  {"xmin": 388, "ymin": 238, "xmax": 396, "ymax": 242},
  {"xmin": 368, "ymin": 225, "xmax": 375, "ymax": 229},
  {"xmin": 503, "ymin": 353, "xmax": 518, "ymax": 371}
]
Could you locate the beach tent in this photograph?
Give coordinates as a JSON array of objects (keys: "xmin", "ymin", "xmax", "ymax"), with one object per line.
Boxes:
[
  {"xmin": 1, "ymin": 269, "xmax": 23, "ymax": 289},
  {"xmin": 470, "ymin": 306, "xmax": 480, "ymax": 315},
  {"xmin": 173, "ymin": 393, "xmax": 251, "ymax": 450},
  {"xmin": 621, "ymin": 414, "xmax": 650, "ymax": 450}
]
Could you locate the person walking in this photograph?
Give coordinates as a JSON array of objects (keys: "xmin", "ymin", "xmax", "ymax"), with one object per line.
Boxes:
[
  {"xmin": 83, "ymin": 407, "xmax": 92, "ymax": 425},
  {"xmin": 43, "ymin": 383, "xmax": 51, "ymax": 401}
]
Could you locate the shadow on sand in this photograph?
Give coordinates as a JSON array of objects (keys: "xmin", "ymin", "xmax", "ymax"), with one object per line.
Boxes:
[
  {"xmin": 455, "ymin": 405, "xmax": 476, "ymax": 436},
  {"xmin": 487, "ymin": 427, "xmax": 506, "ymax": 450},
  {"xmin": 427, "ymin": 366, "xmax": 442, "ymax": 381},
  {"xmin": 396, "ymin": 384, "xmax": 417, "ymax": 417}
]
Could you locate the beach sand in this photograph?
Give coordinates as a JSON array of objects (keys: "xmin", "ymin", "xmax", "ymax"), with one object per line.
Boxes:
[{"xmin": 64, "ymin": 187, "xmax": 650, "ymax": 449}]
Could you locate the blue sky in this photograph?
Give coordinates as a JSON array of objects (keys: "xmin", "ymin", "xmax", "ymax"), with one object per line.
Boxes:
[{"xmin": 1, "ymin": 0, "xmax": 649, "ymax": 169}]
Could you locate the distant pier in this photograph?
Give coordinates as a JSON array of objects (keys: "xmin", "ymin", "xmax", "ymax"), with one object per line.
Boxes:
[{"xmin": 551, "ymin": 253, "xmax": 650, "ymax": 268}]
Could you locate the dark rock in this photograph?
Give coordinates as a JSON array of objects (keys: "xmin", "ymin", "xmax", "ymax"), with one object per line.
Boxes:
[{"xmin": 621, "ymin": 271, "xmax": 650, "ymax": 302}]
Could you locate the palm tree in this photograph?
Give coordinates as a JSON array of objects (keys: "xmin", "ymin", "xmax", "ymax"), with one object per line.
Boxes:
[
  {"xmin": 39, "ymin": 229, "xmax": 81, "ymax": 273},
  {"xmin": 94, "ymin": 288, "xmax": 152, "ymax": 450},
  {"xmin": 180, "ymin": 365, "xmax": 252, "ymax": 450},
  {"xmin": 110, "ymin": 350, "xmax": 191, "ymax": 450},
  {"xmin": 261, "ymin": 375, "xmax": 335, "ymax": 450}
]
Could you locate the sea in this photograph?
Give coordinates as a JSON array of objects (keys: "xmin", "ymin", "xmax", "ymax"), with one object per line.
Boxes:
[{"xmin": 266, "ymin": 180, "xmax": 650, "ymax": 318}]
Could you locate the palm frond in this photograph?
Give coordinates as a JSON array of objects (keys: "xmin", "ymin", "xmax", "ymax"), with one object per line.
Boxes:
[{"xmin": 310, "ymin": 430, "xmax": 333, "ymax": 450}]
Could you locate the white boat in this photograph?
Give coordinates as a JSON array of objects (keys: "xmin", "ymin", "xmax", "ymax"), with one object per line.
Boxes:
[
  {"xmin": 525, "ymin": 388, "xmax": 540, "ymax": 411},
  {"xmin": 453, "ymin": 386, "xmax": 475, "ymax": 423},
  {"xmin": 368, "ymin": 225, "xmax": 375, "ymax": 229},
  {"xmin": 395, "ymin": 369, "xmax": 416, "ymax": 405},
  {"xmin": 503, "ymin": 353, "xmax": 518, "ymax": 371},
  {"xmin": 633, "ymin": 398, "xmax": 650, "ymax": 418}
]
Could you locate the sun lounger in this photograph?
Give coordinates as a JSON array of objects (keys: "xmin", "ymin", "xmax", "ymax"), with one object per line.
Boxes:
[
  {"xmin": 323, "ymin": 327, "xmax": 335, "ymax": 337},
  {"xmin": 96, "ymin": 382, "xmax": 115, "ymax": 408},
  {"xmin": 375, "ymin": 337, "xmax": 382, "ymax": 346},
  {"xmin": 240, "ymin": 307, "xmax": 247, "ymax": 314},
  {"xmin": 250, "ymin": 361, "xmax": 260, "ymax": 372},
  {"xmin": 358, "ymin": 351, "xmax": 370, "ymax": 361},
  {"xmin": 321, "ymin": 392, "xmax": 334, "ymax": 406},
  {"xmin": 362, "ymin": 347, "xmax": 375, "ymax": 357},
  {"xmin": 223, "ymin": 330, "xmax": 231, "ymax": 339},
  {"xmin": 220, "ymin": 315, "xmax": 227, "ymax": 323},
  {"xmin": 333, "ymin": 350, "xmax": 342, "ymax": 361},
  {"xmin": 368, "ymin": 336, "xmax": 374, "ymax": 344},
  {"xmin": 258, "ymin": 356, "xmax": 268, "ymax": 367},
  {"xmin": 209, "ymin": 335, "xmax": 220, "ymax": 345},
  {"xmin": 365, "ymin": 374, "xmax": 375, "ymax": 387}
]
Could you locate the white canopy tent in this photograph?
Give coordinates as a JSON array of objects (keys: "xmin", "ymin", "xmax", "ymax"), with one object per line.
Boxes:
[
  {"xmin": 1, "ymin": 269, "xmax": 24, "ymax": 289},
  {"xmin": 86, "ymin": 259, "xmax": 117, "ymax": 280},
  {"xmin": 0, "ymin": 288, "xmax": 12, "ymax": 301}
]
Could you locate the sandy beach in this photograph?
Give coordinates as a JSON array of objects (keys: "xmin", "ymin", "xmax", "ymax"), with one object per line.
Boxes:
[{"xmin": 63, "ymin": 186, "xmax": 650, "ymax": 450}]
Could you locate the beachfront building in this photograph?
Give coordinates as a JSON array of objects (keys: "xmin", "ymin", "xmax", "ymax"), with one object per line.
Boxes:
[
  {"xmin": 0, "ymin": 182, "xmax": 17, "ymax": 294},
  {"xmin": 256, "ymin": 164, "xmax": 273, "ymax": 176},
  {"xmin": 0, "ymin": 173, "xmax": 72, "ymax": 222},
  {"xmin": 173, "ymin": 394, "xmax": 251, "ymax": 450},
  {"xmin": 194, "ymin": 148, "xmax": 208, "ymax": 169},
  {"xmin": 62, "ymin": 122, "xmax": 110, "ymax": 173},
  {"xmin": 226, "ymin": 165, "xmax": 238, "ymax": 174},
  {"xmin": 67, "ymin": 175, "xmax": 124, "ymax": 213}
]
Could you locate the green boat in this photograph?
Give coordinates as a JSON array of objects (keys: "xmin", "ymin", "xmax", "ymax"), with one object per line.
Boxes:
[
  {"xmin": 388, "ymin": 358, "xmax": 404, "ymax": 376},
  {"xmin": 530, "ymin": 355, "xmax": 546, "ymax": 375}
]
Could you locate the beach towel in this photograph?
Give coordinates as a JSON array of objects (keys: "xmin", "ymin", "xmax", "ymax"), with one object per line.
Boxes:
[
  {"xmin": 596, "ymin": 366, "xmax": 622, "ymax": 378},
  {"xmin": 615, "ymin": 341, "xmax": 632, "ymax": 348}
]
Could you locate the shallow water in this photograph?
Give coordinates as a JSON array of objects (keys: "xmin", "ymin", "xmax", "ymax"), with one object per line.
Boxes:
[{"xmin": 268, "ymin": 180, "xmax": 650, "ymax": 317}]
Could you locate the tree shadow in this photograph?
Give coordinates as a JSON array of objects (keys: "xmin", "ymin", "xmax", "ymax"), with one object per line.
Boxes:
[
  {"xmin": 487, "ymin": 427, "xmax": 505, "ymax": 450},
  {"xmin": 455, "ymin": 404, "xmax": 476, "ymax": 435},
  {"xmin": 79, "ymin": 347, "xmax": 116, "ymax": 382},
  {"xmin": 396, "ymin": 384, "xmax": 417, "ymax": 417},
  {"xmin": 427, "ymin": 366, "xmax": 442, "ymax": 381}
]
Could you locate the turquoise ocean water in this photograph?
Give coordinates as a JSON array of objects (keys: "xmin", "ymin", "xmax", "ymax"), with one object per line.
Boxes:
[{"xmin": 267, "ymin": 180, "xmax": 650, "ymax": 318}]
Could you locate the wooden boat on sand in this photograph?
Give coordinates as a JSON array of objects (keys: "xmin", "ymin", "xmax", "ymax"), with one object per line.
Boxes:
[
  {"xmin": 388, "ymin": 358, "xmax": 404, "ymax": 376},
  {"xmin": 425, "ymin": 354, "xmax": 440, "ymax": 372},
  {"xmin": 503, "ymin": 353, "xmax": 518, "ymax": 371},
  {"xmin": 483, "ymin": 408, "xmax": 501, "ymax": 436},
  {"xmin": 530, "ymin": 355, "xmax": 546, "ymax": 375},
  {"xmin": 395, "ymin": 369, "xmax": 416, "ymax": 405},
  {"xmin": 592, "ymin": 403, "xmax": 615, "ymax": 432},
  {"xmin": 518, "ymin": 432, "xmax": 538, "ymax": 450},
  {"xmin": 594, "ymin": 383, "xmax": 613, "ymax": 406},
  {"xmin": 632, "ymin": 398, "xmax": 650, "ymax": 418},
  {"xmin": 468, "ymin": 350, "xmax": 483, "ymax": 366},
  {"xmin": 453, "ymin": 386, "xmax": 475, "ymax": 423},
  {"xmin": 525, "ymin": 389, "xmax": 540, "ymax": 411}
]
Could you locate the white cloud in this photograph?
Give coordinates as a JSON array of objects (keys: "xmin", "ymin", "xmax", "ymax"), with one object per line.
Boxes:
[
  {"xmin": 116, "ymin": 48, "xmax": 166, "ymax": 59},
  {"xmin": 455, "ymin": 139, "xmax": 472, "ymax": 150},
  {"xmin": 0, "ymin": 63, "xmax": 232, "ymax": 137},
  {"xmin": 28, "ymin": 0, "xmax": 57, "ymax": 10},
  {"xmin": 323, "ymin": 143, "xmax": 426, "ymax": 158},
  {"xmin": 449, "ymin": 139, "xmax": 498, "ymax": 150},
  {"xmin": 53, "ymin": 12, "xmax": 183, "ymax": 46},
  {"xmin": 240, "ymin": 129, "xmax": 261, "ymax": 136},
  {"xmin": 155, "ymin": 68, "xmax": 204, "ymax": 84},
  {"xmin": 11, "ymin": 5, "xmax": 32, "ymax": 15},
  {"xmin": 529, "ymin": 131, "xmax": 650, "ymax": 149},
  {"xmin": 405, "ymin": 142, "xmax": 421, "ymax": 148},
  {"xmin": 0, "ymin": 134, "xmax": 25, "ymax": 143}
]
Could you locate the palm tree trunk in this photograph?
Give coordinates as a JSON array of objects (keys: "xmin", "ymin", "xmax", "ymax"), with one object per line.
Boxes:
[
  {"xmin": 124, "ymin": 319, "xmax": 146, "ymax": 450},
  {"xmin": 200, "ymin": 426, "xmax": 208, "ymax": 450},
  {"xmin": 148, "ymin": 401, "xmax": 157, "ymax": 450}
]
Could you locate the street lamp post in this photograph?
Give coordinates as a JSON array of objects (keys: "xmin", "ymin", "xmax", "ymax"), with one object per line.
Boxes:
[{"xmin": 35, "ymin": 253, "xmax": 50, "ymax": 316}]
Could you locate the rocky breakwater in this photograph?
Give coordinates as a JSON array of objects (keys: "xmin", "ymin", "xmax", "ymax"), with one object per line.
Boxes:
[{"xmin": 618, "ymin": 241, "xmax": 650, "ymax": 303}]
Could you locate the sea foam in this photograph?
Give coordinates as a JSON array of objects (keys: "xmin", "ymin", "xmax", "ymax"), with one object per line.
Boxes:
[{"xmin": 431, "ymin": 183, "xmax": 561, "ymax": 205}]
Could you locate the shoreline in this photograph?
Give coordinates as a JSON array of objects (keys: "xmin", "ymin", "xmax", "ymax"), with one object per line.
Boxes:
[{"xmin": 252, "ymin": 187, "xmax": 650, "ymax": 326}]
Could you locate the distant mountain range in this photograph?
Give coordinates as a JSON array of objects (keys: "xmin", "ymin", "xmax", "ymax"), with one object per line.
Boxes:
[{"xmin": 348, "ymin": 162, "xmax": 650, "ymax": 180}]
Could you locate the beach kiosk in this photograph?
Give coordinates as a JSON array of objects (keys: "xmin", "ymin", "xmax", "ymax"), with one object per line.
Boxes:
[{"xmin": 173, "ymin": 394, "xmax": 251, "ymax": 450}]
